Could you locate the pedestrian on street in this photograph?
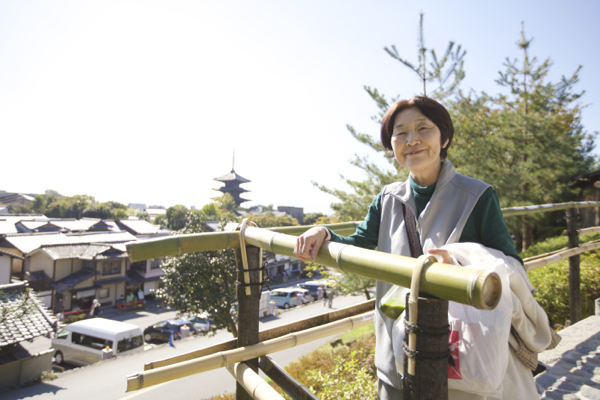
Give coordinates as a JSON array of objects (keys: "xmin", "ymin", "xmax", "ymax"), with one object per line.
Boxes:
[
  {"xmin": 90, "ymin": 299, "xmax": 101, "ymax": 318},
  {"xmin": 328, "ymin": 288, "xmax": 334, "ymax": 308},
  {"xmin": 322, "ymin": 289, "xmax": 328, "ymax": 306}
]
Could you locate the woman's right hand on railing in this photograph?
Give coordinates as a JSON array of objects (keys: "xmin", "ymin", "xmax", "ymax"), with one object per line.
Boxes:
[{"xmin": 293, "ymin": 226, "xmax": 329, "ymax": 262}]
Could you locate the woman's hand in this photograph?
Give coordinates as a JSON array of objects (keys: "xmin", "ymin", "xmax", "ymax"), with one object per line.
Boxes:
[
  {"xmin": 294, "ymin": 227, "xmax": 328, "ymax": 262},
  {"xmin": 427, "ymin": 248, "xmax": 460, "ymax": 265}
]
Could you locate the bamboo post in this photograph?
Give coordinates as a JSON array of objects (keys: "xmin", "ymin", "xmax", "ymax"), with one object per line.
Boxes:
[
  {"xmin": 258, "ymin": 356, "xmax": 319, "ymax": 400},
  {"xmin": 235, "ymin": 244, "xmax": 262, "ymax": 400},
  {"xmin": 227, "ymin": 362, "xmax": 285, "ymax": 400},
  {"xmin": 567, "ymin": 208, "xmax": 582, "ymax": 324},
  {"xmin": 403, "ymin": 295, "xmax": 449, "ymax": 400}
]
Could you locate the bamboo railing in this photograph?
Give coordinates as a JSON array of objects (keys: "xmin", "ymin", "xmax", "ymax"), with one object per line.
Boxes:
[
  {"xmin": 126, "ymin": 310, "xmax": 375, "ymax": 392},
  {"xmin": 500, "ymin": 201, "xmax": 600, "ymax": 217},
  {"xmin": 126, "ymin": 226, "xmax": 501, "ymax": 311}
]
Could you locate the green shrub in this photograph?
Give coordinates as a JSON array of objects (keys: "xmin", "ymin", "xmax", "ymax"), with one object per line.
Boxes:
[
  {"xmin": 63, "ymin": 313, "xmax": 87, "ymax": 324},
  {"xmin": 200, "ymin": 330, "xmax": 376, "ymax": 400},
  {"xmin": 528, "ymin": 249, "xmax": 600, "ymax": 328},
  {"xmin": 521, "ymin": 232, "xmax": 600, "ymax": 259},
  {"xmin": 306, "ymin": 349, "xmax": 377, "ymax": 399}
]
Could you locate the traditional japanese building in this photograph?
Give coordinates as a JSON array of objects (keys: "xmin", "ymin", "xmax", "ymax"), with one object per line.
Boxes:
[{"xmin": 213, "ymin": 169, "xmax": 251, "ymax": 207}]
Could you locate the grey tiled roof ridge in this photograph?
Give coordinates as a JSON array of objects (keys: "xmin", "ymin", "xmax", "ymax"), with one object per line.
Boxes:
[
  {"xmin": 4, "ymin": 231, "xmax": 62, "ymax": 237},
  {"xmin": 0, "ymin": 249, "xmax": 24, "ymax": 259}
]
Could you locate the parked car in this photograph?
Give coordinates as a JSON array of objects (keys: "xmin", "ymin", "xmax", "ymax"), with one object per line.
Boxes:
[
  {"xmin": 143, "ymin": 319, "xmax": 197, "ymax": 343},
  {"xmin": 52, "ymin": 318, "xmax": 144, "ymax": 366},
  {"xmin": 295, "ymin": 280, "xmax": 334, "ymax": 300},
  {"xmin": 185, "ymin": 315, "xmax": 214, "ymax": 332},
  {"xmin": 270, "ymin": 288, "xmax": 314, "ymax": 309}
]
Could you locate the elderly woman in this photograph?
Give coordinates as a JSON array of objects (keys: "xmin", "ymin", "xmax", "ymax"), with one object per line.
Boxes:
[{"xmin": 294, "ymin": 96, "xmax": 550, "ymax": 400}]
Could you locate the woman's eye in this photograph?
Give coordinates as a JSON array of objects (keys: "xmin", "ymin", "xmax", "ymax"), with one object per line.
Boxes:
[{"xmin": 394, "ymin": 131, "xmax": 406, "ymax": 136}]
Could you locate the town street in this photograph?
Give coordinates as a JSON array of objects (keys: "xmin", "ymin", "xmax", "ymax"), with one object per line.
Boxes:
[{"xmin": 5, "ymin": 291, "xmax": 372, "ymax": 400}]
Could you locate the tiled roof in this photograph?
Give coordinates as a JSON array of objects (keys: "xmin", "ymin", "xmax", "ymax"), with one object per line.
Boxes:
[
  {"xmin": 80, "ymin": 244, "xmax": 112, "ymax": 259},
  {"xmin": 19, "ymin": 220, "xmax": 60, "ymax": 231},
  {"xmin": 1, "ymin": 231, "xmax": 137, "ymax": 255},
  {"xmin": 0, "ymin": 282, "xmax": 57, "ymax": 348},
  {"xmin": 65, "ymin": 231, "xmax": 136, "ymax": 244},
  {"xmin": 54, "ymin": 269, "xmax": 97, "ymax": 294},
  {"xmin": 94, "ymin": 276, "xmax": 128, "ymax": 286},
  {"xmin": 39, "ymin": 243, "xmax": 128, "ymax": 261},
  {"xmin": 28, "ymin": 270, "xmax": 51, "ymax": 280},
  {"xmin": 126, "ymin": 269, "xmax": 163, "ymax": 284},
  {"xmin": 42, "ymin": 244, "xmax": 99, "ymax": 260},
  {"xmin": 116, "ymin": 219, "xmax": 160, "ymax": 235},
  {"xmin": 214, "ymin": 169, "xmax": 251, "ymax": 183},
  {"xmin": 0, "ymin": 249, "xmax": 23, "ymax": 260}
]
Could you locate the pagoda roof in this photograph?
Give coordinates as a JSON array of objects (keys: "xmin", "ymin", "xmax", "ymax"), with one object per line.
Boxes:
[{"xmin": 214, "ymin": 170, "xmax": 251, "ymax": 183}]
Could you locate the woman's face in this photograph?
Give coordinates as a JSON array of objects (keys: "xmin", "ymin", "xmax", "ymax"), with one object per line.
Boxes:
[{"xmin": 391, "ymin": 107, "xmax": 448, "ymax": 186}]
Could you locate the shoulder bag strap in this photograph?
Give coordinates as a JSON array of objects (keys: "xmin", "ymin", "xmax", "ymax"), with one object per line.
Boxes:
[{"xmin": 402, "ymin": 203, "xmax": 424, "ymax": 257}]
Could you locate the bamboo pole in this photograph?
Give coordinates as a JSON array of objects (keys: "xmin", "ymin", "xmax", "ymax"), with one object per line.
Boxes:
[
  {"xmin": 501, "ymin": 201, "xmax": 600, "ymax": 217},
  {"xmin": 126, "ymin": 226, "xmax": 500, "ymax": 310},
  {"xmin": 258, "ymin": 356, "xmax": 319, "ymax": 400},
  {"xmin": 242, "ymin": 227, "xmax": 501, "ymax": 310},
  {"xmin": 144, "ymin": 300, "xmax": 375, "ymax": 371},
  {"xmin": 126, "ymin": 311, "xmax": 375, "ymax": 392},
  {"xmin": 126, "ymin": 223, "xmax": 359, "ymax": 263},
  {"xmin": 578, "ymin": 226, "xmax": 600, "ymax": 236},
  {"xmin": 524, "ymin": 240, "xmax": 600, "ymax": 270},
  {"xmin": 227, "ymin": 362, "xmax": 285, "ymax": 400}
]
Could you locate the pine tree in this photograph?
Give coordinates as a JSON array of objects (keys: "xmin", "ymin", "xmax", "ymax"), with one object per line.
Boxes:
[
  {"xmin": 449, "ymin": 26, "xmax": 596, "ymax": 249},
  {"xmin": 313, "ymin": 13, "xmax": 466, "ymax": 220}
]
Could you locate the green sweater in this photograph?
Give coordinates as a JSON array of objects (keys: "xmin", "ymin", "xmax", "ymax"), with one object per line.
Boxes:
[{"xmin": 329, "ymin": 176, "xmax": 523, "ymax": 265}]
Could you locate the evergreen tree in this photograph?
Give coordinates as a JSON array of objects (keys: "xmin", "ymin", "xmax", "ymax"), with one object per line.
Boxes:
[
  {"xmin": 314, "ymin": 13, "xmax": 466, "ymax": 221},
  {"xmin": 449, "ymin": 26, "xmax": 596, "ymax": 249},
  {"xmin": 157, "ymin": 212, "xmax": 239, "ymax": 337}
]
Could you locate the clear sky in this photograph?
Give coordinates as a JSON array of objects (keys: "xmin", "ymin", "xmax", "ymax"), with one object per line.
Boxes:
[{"xmin": 2, "ymin": 0, "xmax": 599, "ymax": 214}]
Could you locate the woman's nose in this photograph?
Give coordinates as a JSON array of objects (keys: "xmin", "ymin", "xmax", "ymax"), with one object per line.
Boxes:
[{"xmin": 406, "ymin": 130, "xmax": 419, "ymax": 145}]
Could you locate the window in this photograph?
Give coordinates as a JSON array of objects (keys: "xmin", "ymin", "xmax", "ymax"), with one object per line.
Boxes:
[
  {"xmin": 82, "ymin": 260, "xmax": 95, "ymax": 270},
  {"xmin": 102, "ymin": 260, "xmax": 121, "ymax": 276},
  {"xmin": 55, "ymin": 329, "xmax": 69, "ymax": 340},
  {"xmin": 117, "ymin": 336, "xmax": 144, "ymax": 353},
  {"xmin": 99, "ymin": 288, "xmax": 109, "ymax": 299},
  {"xmin": 150, "ymin": 258, "xmax": 162, "ymax": 269},
  {"xmin": 72, "ymin": 332, "xmax": 113, "ymax": 350}
]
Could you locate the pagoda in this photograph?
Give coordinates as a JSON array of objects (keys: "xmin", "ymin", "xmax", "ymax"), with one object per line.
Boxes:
[{"xmin": 213, "ymin": 155, "xmax": 251, "ymax": 207}]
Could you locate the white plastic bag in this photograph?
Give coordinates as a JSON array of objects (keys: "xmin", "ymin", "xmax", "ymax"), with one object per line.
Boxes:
[{"xmin": 392, "ymin": 258, "xmax": 513, "ymax": 398}]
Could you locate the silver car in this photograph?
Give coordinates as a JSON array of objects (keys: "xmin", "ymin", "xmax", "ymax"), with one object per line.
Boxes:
[{"xmin": 270, "ymin": 288, "xmax": 314, "ymax": 309}]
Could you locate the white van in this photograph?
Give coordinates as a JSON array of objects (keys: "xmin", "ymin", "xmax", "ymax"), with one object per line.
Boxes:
[{"xmin": 51, "ymin": 318, "xmax": 144, "ymax": 366}]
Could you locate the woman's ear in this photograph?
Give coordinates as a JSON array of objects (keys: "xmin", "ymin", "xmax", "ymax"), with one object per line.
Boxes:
[{"xmin": 442, "ymin": 138, "xmax": 449, "ymax": 148}]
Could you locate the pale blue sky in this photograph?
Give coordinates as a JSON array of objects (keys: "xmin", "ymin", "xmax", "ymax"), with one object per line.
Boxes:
[{"xmin": 1, "ymin": 0, "xmax": 599, "ymax": 214}]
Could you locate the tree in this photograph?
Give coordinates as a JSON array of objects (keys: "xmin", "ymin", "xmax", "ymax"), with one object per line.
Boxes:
[
  {"xmin": 304, "ymin": 212, "xmax": 325, "ymax": 225},
  {"xmin": 45, "ymin": 194, "xmax": 95, "ymax": 218},
  {"xmin": 384, "ymin": 12, "xmax": 466, "ymax": 100},
  {"xmin": 246, "ymin": 213, "xmax": 299, "ymax": 228},
  {"xmin": 449, "ymin": 26, "xmax": 596, "ymax": 249},
  {"xmin": 136, "ymin": 210, "xmax": 151, "ymax": 222},
  {"xmin": 157, "ymin": 212, "xmax": 239, "ymax": 337},
  {"xmin": 313, "ymin": 13, "xmax": 466, "ymax": 221},
  {"xmin": 212, "ymin": 193, "xmax": 237, "ymax": 213},
  {"xmin": 165, "ymin": 205, "xmax": 189, "ymax": 231}
]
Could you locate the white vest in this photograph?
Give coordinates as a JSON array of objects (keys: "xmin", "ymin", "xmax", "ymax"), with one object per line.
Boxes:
[{"xmin": 375, "ymin": 160, "xmax": 491, "ymax": 388}]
